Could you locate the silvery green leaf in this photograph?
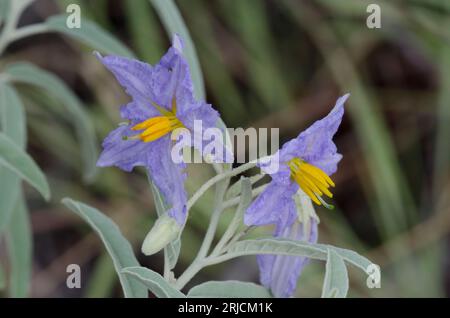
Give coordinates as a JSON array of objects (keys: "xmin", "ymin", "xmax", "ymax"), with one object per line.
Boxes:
[
  {"xmin": 223, "ymin": 238, "xmax": 326, "ymax": 261},
  {"xmin": 6, "ymin": 62, "xmax": 98, "ymax": 181},
  {"xmin": 0, "ymin": 84, "xmax": 26, "ymax": 233},
  {"xmin": 6, "ymin": 194, "xmax": 31, "ymax": 297},
  {"xmin": 188, "ymin": 280, "xmax": 271, "ymax": 298},
  {"xmin": 321, "ymin": 249, "xmax": 349, "ymax": 298},
  {"xmin": 213, "ymin": 238, "xmax": 371, "ymax": 274},
  {"xmin": 122, "ymin": 266, "xmax": 185, "ymax": 298},
  {"xmin": 45, "ymin": 15, "xmax": 134, "ymax": 58},
  {"xmin": 0, "ymin": 84, "xmax": 26, "ymax": 147},
  {"xmin": 0, "ymin": 0, "xmax": 9, "ymax": 23},
  {"xmin": 330, "ymin": 246, "xmax": 372, "ymax": 272},
  {"xmin": 0, "ymin": 262, "xmax": 5, "ymax": 290},
  {"xmin": 62, "ymin": 198, "xmax": 147, "ymax": 298},
  {"xmin": 149, "ymin": 177, "xmax": 180, "ymax": 270},
  {"xmin": 0, "ymin": 132, "xmax": 50, "ymax": 200}
]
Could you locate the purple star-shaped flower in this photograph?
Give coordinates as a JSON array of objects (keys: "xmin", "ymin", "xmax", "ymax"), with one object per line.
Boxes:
[
  {"xmin": 245, "ymin": 94, "xmax": 349, "ymax": 297},
  {"xmin": 96, "ymin": 35, "xmax": 224, "ymax": 226}
]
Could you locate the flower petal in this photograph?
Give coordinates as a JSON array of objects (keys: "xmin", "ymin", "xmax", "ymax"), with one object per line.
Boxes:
[
  {"xmin": 146, "ymin": 137, "xmax": 188, "ymax": 226},
  {"xmin": 96, "ymin": 53, "xmax": 160, "ymax": 120},
  {"xmin": 97, "ymin": 125, "xmax": 151, "ymax": 172},
  {"xmin": 278, "ymin": 94, "xmax": 349, "ymax": 175},
  {"xmin": 244, "ymin": 181, "xmax": 298, "ymax": 227},
  {"xmin": 97, "ymin": 35, "xmax": 196, "ymax": 121},
  {"xmin": 154, "ymin": 39, "xmax": 195, "ymax": 112},
  {"xmin": 258, "ymin": 218, "xmax": 319, "ymax": 298},
  {"xmin": 177, "ymin": 102, "xmax": 233, "ymax": 163}
]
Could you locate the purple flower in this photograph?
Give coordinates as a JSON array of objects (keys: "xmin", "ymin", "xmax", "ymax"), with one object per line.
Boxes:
[
  {"xmin": 259, "ymin": 218, "xmax": 318, "ymax": 298},
  {"xmin": 96, "ymin": 35, "xmax": 224, "ymax": 226},
  {"xmin": 244, "ymin": 94, "xmax": 349, "ymax": 297}
]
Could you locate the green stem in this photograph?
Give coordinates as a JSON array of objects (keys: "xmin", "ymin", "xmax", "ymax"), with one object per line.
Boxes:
[
  {"xmin": 175, "ymin": 179, "xmax": 229, "ymax": 290},
  {"xmin": 210, "ymin": 210, "xmax": 241, "ymax": 258},
  {"xmin": 198, "ymin": 180, "xmax": 228, "ymax": 258},
  {"xmin": 210, "ymin": 185, "xmax": 266, "ymax": 257},
  {"xmin": 163, "ymin": 252, "xmax": 171, "ymax": 280},
  {"xmin": 174, "ymin": 258, "xmax": 205, "ymax": 290},
  {"xmin": 221, "ymin": 183, "xmax": 267, "ymax": 210},
  {"xmin": 175, "ymin": 158, "xmax": 270, "ymax": 289},
  {"xmin": 186, "ymin": 158, "xmax": 266, "ymax": 211}
]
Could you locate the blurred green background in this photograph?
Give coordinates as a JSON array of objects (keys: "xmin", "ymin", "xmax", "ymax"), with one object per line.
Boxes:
[{"xmin": 0, "ymin": 0, "xmax": 449, "ymax": 297}]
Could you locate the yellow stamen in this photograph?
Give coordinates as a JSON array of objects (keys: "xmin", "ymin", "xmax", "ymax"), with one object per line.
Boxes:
[
  {"xmin": 128, "ymin": 97, "xmax": 184, "ymax": 143},
  {"xmin": 288, "ymin": 158, "xmax": 336, "ymax": 209}
]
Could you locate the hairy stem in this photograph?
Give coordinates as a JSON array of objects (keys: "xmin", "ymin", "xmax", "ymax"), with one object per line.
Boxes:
[
  {"xmin": 186, "ymin": 158, "xmax": 267, "ymax": 211},
  {"xmin": 221, "ymin": 183, "xmax": 267, "ymax": 210},
  {"xmin": 175, "ymin": 179, "xmax": 229, "ymax": 290}
]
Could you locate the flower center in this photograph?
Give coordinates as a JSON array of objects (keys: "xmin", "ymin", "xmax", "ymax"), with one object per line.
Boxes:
[
  {"xmin": 128, "ymin": 96, "xmax": 184, "ymax": 143},
  {"xmin": 287, "ymin": 157, "xmax": 335, "ymax": 209}
]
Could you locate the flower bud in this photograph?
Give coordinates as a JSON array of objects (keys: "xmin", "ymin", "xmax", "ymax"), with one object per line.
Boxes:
[{"xmin": 141, "ymin": 213, "xmax": 180, "ymax": 256}]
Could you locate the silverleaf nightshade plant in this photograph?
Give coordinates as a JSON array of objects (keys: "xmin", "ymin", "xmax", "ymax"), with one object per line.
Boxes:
[{"xmin": 89, "ymin": 34, "xmax": 373, "ymax": 298}]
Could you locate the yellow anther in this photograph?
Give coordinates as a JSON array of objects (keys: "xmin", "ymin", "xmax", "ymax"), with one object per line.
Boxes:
[
  {"xmin": 128, "ymin": 97, "xmax": 184, "ymax": 143},
  {"xmin": 288, "ymin": 157, "xmax": 336, "ymax": 208}
]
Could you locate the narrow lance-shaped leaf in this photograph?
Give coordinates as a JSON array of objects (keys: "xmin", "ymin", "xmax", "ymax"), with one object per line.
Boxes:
[
  {"xmin": 0, "ymin": 260, "xmax": 6, "ymax": 290},
  {"xmin": 188, "ymin": 281, "xmax": 271, "ymax": 298},
  {"xmin": 209, "ymin": 238, "xmax": 372, "ymax": 273},
  {"xmin": 62, "ymin": 198, "xmax": 147, "ymax": 298},
  {"xmin": 321, "ymin": 249, "xmax": 349, "ymax": 298},
  {"xmin": 0, "ymin": 0, "xmax": 10, "ymax": 23},
  {"xmin": 0, "ymin": 84, "xmax": 26, "ymax": 146},
  {"xmin": 0, "ymin": 84, "xmax": 26, "ymax": 233},
  {"xmin": 45, "ymin": 15, "xmax": 134, "ymax": 58},
  {"xmin": 6, "ymin": 193, "xmax": 32, "ymax": 297},
  {"xmin": 6, "ymin": 62, "xmax": 98, "ymax": 181},
  {"xmin": 122, "ymin": 266, "xmax": 185, "ymax": 298},
  {"xmin": 0, "ymin": 132, "xmax": 50, "ymax": 200}
]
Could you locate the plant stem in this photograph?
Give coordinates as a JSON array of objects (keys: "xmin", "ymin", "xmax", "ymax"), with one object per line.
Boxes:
[
  {"xmin": 175, "ymin": 179, "xmax": 229, "ymax": 290},
  {"xmin": 176, "ymin": 157, "xmax": 270, "ymax": 289},
  {"xmin": 221, "ymin": 183, "xmax": 267, "ymax": 210},
  {"xmin": 198, "ymin": 180, "xmax": 228, "ymax": 258},
  {"xmin": 210, "ymin": 211, "xmax": 240, "ymax": 258},
  {"xmin": 163, "ymin": 252, "xmax": 171, "ymax": 280},
  {"xmin": 174, "ymin": 258, "xmax": 205, "ymax": 290},
  {"xmin": 186, "ymin": 158, "xmax": 266, "ymax": 211}
]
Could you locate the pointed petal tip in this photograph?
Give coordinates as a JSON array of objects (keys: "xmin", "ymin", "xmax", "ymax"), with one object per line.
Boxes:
[
  {"xmin": 93, "ymin": 51, "xmax": 103, "ymax": 60},
  {"xmin": 329, "ymin": 93, "xmax": 350, "ymax": 115},
  {"xmin": 172, "ymin": 34, "xmax": 184, "ymax": 53},
  {"xmin": 337, "ymin": 93, "xmax": 350, "ymax": 106}
]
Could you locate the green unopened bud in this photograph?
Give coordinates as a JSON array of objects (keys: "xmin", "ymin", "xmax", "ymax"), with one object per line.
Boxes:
[{"xmin": 141, "ymin": 213, "xmax": 180, "ymax": 256}]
